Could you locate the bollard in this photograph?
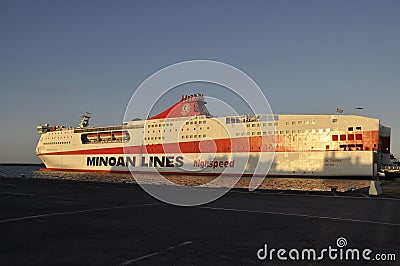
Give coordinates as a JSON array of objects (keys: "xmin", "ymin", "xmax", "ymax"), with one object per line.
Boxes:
[{"xmin": 368, "ymin": 181, "xmax": 382, "ymax": 196}]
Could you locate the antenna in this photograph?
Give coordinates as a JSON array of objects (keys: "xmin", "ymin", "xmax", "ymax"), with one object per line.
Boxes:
[
  {"xmin": 79, "ymin": 112, "xmax": 91, "ymax": 128},
  {"xmin": 354, "ymin": 106, "xmax": 364, "ymax": 115}
]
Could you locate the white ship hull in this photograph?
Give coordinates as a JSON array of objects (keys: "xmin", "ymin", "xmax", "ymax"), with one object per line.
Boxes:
[{"xmin": 38, "ymin": 151, "xmax": 375, "ymax": 177}]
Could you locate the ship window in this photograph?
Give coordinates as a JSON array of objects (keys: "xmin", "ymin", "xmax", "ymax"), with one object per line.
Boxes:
[
  {"xmin": 286, "ymin": 130, "xmax": 290, "ymax": 134},
  {"xmin": 246, "ymin": 124, "xmax": 250, "ymax": 127},
  {"xmin": 298, "ymin": 130, "xmax": 303, "ymax": 133},
  {"xmin": 274, "ymin": 122, "xmax": 278, "ymax": 126},
  {"xmin": 268, "ymin": 122, "xmax": 273, "ymax": 126},
  {"xmin": 190, "ymin": 122, "xmax": 193, "ymax": 125},
  {"xmin": 252, "ymin": 132, "xmax": 255, "ymax": 135},
  {"xmin": 356, "ymin": 126, "xmax": 362, "ymax": 130},
  {"xmin": 207, "ymin": 127, "xmax": 209, "ymax": 129},
  {"xmin": 194, "ymin": 121, "xmax": 197, "ymax": 124},
  {"xmin": 332, "ymin": 135, "xmax": 338, "ymax": 141},
  {"xmin": 332, "ymin": 118, "xmax": 338, "ymax": 123},
  {"xmin": 226, "ymin": 118, "xmax": 230, "ymax": 124},
  {"xmin": 340, "ymin": 134, "xmax": 346, "ymax": 141},
  {"xmin": 190, "ymin": 135, "xmax": 192, "ymax": 138},
  {"xmin": 257, "ymin": 132, "xmax": 261, "ymax": 135},
  {"xmin": 203, "ymin": 134, "xmax": 206, "ymax": 137},
  {"xmin": 292, "ymin": 121, "xmax": 296, "ymax": 125},
  {"xmin": 292, "ymin": 130, "xmax": 296, "ymax": 134},
  {"xmin": 298, "ymin": 121, "xmax": 302, "ymax": 124},
  {"xmin": 356, "ymin": 134, "xmax": 362, "ymax": 140},
  {"xmin": 286, "ymin": 122, "xmax": 290, "ymax": 125},
  {"xmin": 279, "ymin": 131, "xmax": 284, "ymax": 134},
  {"xmin": 262, "ymin": 132, "xmax": 266, "ymax": 135},
  {"xmin": 268, "ymin": 131, "xmax": 273, "ymax": 134},
  {"xmin": 182, "ymin": 136, "xmax": 184, "ymax": 139},
  {"xmin": 186, "ymin": 122, "xmax": 189, "ymax": 125},
  {"xmin": 252, "ymin": 124, "xmax": 255, "ymax": 127},
  {"xmin": 348, "ymin": 127, "xmax": 353, "ymax": 131}
]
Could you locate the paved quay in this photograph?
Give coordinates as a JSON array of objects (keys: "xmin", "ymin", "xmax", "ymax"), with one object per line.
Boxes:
[{"xmin": 0, "ymin": 177, "xmax": 399, "ymax": 265}]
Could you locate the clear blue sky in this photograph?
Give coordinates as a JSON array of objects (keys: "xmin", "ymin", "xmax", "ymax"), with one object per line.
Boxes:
[{"xmin": 0, "ymin": 0, "xmax": 399, "ymax": 163}]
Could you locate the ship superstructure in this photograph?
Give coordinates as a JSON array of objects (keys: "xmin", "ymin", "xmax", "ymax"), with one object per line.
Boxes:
[{"xmin": 36, "ymin": 94, "xmax": 391, "ymax": 177}]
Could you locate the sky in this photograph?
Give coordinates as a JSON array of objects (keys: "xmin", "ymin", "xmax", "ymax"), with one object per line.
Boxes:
[{"xmin": 0, "ymin": 0, "xmax": 399, "ymax": 163}]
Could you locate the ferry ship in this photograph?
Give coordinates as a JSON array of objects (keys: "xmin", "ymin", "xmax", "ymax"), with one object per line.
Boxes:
[{"xmin": 36, "ymin": 94, "xmax": 391, "ymax": 177}]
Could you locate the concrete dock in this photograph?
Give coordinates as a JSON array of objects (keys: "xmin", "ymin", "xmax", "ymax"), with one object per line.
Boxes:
[{"xmin": 0, "ymin": 177, "xmax": 399, "ymax": 265}]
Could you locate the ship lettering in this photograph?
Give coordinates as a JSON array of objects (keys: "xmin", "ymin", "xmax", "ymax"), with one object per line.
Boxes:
[
  {"xmin": 193, "ymin": 159, "xmax": 235, "ymax": 168},
  {"xmin": 99, "ymin": 157, "xmax": 108, "ymax": 166},
  {"xmin": 87, "ymin": 156, "xmax": 184, "ymax": 168},
  {"xmin": 87, "ymin": 156, "xmax": 137, "ymax": 167},
  {"xmin": 108, "ymin": 157, "xmax": 116, "ymax": 166},
  {"xmin": 141, "ymin": 156, "xmax": 184, "ymax": 168},
  {"xmin": 141, "ymin": 156, "xmax": 148, "ymax": 167},
  {"xmin": 175, "ymin": 156, "xmax": 184, "ymax": 167}
]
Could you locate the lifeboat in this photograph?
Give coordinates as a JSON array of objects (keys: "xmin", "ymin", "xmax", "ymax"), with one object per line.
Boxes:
[
  {"xmin": 86, "ymin": 133, "xmax": 98, "ymax": 141},
  {"xmin": 99, "ymin": 132, "xmax": 112, "ymax": 141},
  {"xmin": 113, "ymin": 131, "xmax": 129, "ymax": 140}
]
